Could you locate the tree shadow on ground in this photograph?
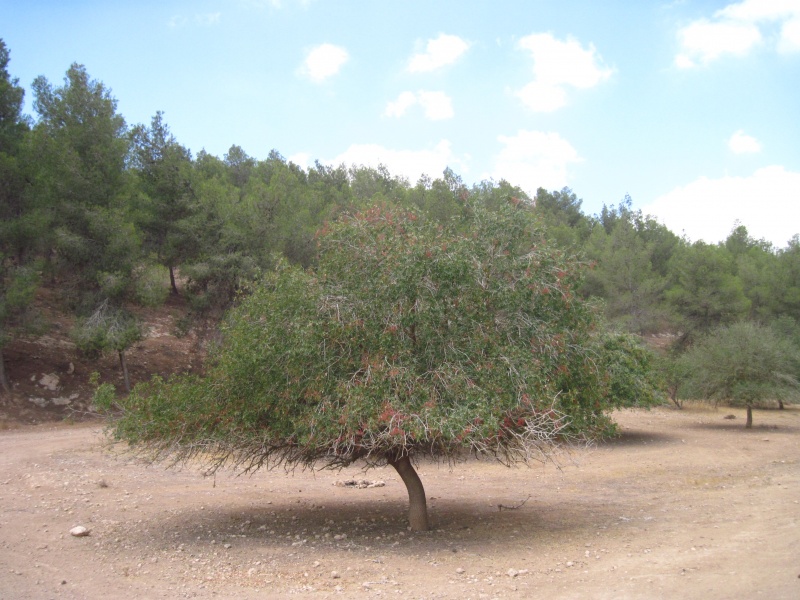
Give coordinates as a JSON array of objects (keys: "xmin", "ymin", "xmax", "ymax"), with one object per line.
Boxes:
[
  {"xmin": 110, "ymin": 493, "xmax": 617, "ymax": 558},
  {"xmin": 597, "ymin": 428, "xmax": 678, "ymax": 448},
  {"xmin": 687, "ymin": 419, "xmax": 795, "ymax": 432}
]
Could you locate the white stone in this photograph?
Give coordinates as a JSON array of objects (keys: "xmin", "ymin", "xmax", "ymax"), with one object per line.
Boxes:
[
  {"xmin": 70, "ymin": 526, "xmax": 90, "ymax": 537},
  {"xmin": 39, "ymin": 373, "xmax": 60, "ymax": 391}
]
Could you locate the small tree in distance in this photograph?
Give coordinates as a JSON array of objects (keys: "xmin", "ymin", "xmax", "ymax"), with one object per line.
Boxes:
[
  {"xmin": 103, "ymin": 201, "xmax": 658, "ymax": 531},
  {"xmin": 73, "ymin": 300, "xmax": 142, "ymax": 393},
  {"xmin": 677, "ymin": 321, "xmax": 800, "ymax": 427}
]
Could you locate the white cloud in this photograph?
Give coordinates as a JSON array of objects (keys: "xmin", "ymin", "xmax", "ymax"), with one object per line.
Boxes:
[
  {"xmin": 384, "ymin": 92, "xmax": 419, "ymax": 118},
  {"xmin": 515, "ymin": 33, "xmax": 613, "ymax": 112},
  {"xmin": 407, "ymin": 34, "xmax": 470, "ymax": 73},
  {"xmin": 489, "ymin": 130, "xmax": 582, "ymax": 193},
  {"xmin": 514, "ymin": 81, "xmax": 568, "ymax": 113},
  {"xmin": 417, "ymin": 91, "xmax": 454, "ymax": 120},
  {"xmin": 675, "ymin": 19, "xmax": 762, "ymax": 68},
  {"xmin": 384, "ymin": 91, "xmax": 454, "ymax": 120},
  {"xmin": 287, "ymin": 152, "xmax": 311, "ymax": 167},
  {"xmin": 780, "ymin": 16, "xmax": 800, "ymax": 51},
  {"xmin": 300, "ymin": 43, "xmax": 349, "ymax": 83},
  {"xmin": 675, "ymin": 0, "xmax": 800, "ymax": 67},
  {"xmin": 642, "ymin": 166, "xmax": 800, "ymax": 247},
  {"xmin": 717, "ymin": 0, "xmax": 800, "ymax": 22},
  {"xmin": 328, "ymin": 140, "xmax": 463, "ymax": 183},
  {"xmin": 728, "ymin": 130, "xmax": 762, "ymax": 154}
]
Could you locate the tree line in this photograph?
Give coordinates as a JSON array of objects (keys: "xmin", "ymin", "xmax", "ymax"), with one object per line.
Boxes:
[{"xmin": 2, "ymin": 40, "xmax": 799, "ymax": 419}]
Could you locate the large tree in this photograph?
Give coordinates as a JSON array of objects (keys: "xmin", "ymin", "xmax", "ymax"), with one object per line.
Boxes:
[
  {"xmin": 0, "ymin": 38, "xmax": 36, "ymax": 264},
  {"xmin": 102, "ymin": 201, "xmax": 659, "ymax": 531},
  {"xmin": 0, "ymin": 39, "xmax": 42, "ymax": 394},
  {"xmin": 31, "ymin": 63, "xmax": 138, "ymax": 301}
]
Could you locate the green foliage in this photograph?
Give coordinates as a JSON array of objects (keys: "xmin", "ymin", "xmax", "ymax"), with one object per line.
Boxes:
[
  {"xmin": 30, "ymin": 63, "xmax": 139, "ymax": 300},
  {"xmin": 593, "ymin": 332, "xmax": 663, "ymax": 408},
  {"xmin": 132, "ymin": 264, "xmax": 171, "ymax": 307},
  {"xmin": 108, "ymin": 201, "xmax": 659, "ymax": 473},
  {"xmin": 772, "ymin": 236, "xmax": 800, "ymax": 321},
  {"xmin": 89, "ymin": 371, "xmax": 117, "ymax": 412},
  {"xmin": 130, "ymin": 111, "xmax": 195, "ymax": 294},
  {"xmin": 0, "ymin": 39, "xmax": 29, "ymax": 152},
  {"xmin": 666, "ymin": 241, "xmax": 750, "ymax": 341},
  {"xmin": 182, "ymin": 253, "xmax": 261, "ymax": 313},
  {"xmin": 0, "ymin": 259, "xmax": 43, "ymax": 347},
  {"xmin": 583, "ymin": 220, "xmax": 668, "ymax": 334},
  {"xmin": 677, "ymin": 321, "xmax": 800, "ymax": 414},
  {"xmin": 72, "ymin": 300, "xmax": 142, "ymax": 358}
]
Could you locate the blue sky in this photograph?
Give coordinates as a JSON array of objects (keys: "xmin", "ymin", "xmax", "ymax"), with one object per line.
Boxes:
[{"xmin": 3, "ymin": 0, "xmax": 799, "ymax": 247}]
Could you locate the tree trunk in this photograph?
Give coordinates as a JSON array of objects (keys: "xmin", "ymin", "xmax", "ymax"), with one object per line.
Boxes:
[
  {"xmin": 778, "ymin": 399, "xmax": 785, "ymax": 410},
  {"xmin": 169, "ymin": 266, "xmax": 180, "ymax": 296},
  {"xmin": 0, "ymin": 348, "xmax": 10, "ymax": 395},
  {"xmin": 745, "ymin": 405, "xmax": 753, "ymax": 429},
  {"xmin": 118, "ymin": 350, "xmax": 131, "ymax": 393},
  {"xmin": 388, "ymin": 454, "xmax": 430, "ymax": 532}
]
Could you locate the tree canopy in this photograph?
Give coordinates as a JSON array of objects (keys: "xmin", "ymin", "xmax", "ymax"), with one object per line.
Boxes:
[
  {"xmin": 103, "ymin": 201, "xmax": 659, "ymax": 530},
  {"xmin": 677, "ymin": 321, "xmax": 800, "ymax": 427}
]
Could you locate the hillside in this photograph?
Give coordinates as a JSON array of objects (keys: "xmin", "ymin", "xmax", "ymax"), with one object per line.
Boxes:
[{"xmin": 0, "ymin": 287, "xmax": 208, "ymax": 428}]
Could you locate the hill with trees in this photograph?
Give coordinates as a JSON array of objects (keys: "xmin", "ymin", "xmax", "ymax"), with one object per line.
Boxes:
[{"xmin": 2, "ymin": 40, "xmax": 799, "ymax": 429}]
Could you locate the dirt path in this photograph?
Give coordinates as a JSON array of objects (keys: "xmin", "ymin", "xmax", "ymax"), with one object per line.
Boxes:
[{"xmin": 1, "ymin": 406, "xmax": 798, "ymax": 599}]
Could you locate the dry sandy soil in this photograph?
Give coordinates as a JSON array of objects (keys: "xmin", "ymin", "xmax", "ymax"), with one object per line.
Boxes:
[{"xmin": 1, "ymin": 405, "xmax": 798, "ymax": 600}]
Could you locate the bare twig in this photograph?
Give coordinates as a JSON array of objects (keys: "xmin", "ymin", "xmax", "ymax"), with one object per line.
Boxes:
[{"xmin": 498, "ymin": 494, "xmax": 532, "ymax": 511}]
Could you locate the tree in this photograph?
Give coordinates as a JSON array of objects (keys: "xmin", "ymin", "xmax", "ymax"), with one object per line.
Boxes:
[
  {"xmin": 72, "ymin": 300, "xmax": 142, "ymax": 393},
  {"xmin": 0, "ymin": 38, "xmax": 37, "ymax": 265},
  {"xmin": 666, "ymin": 241, "xmax": 750, "ymax": 343},
  {"xmin": 773, "ymin": 236, "xmax": 800, "ymax": 321},
  {"xmin": 130, "ymin": 112, "xmax": 195, "ymax": 295},
  {"xmin": 0, "ymin": 39, "xmax": 28, "ymax": 152},
  {"xmin": 30, "ymin": 63, "xmax": 138, "ymax": 302},
  {"xmin": 677, "ymin": 322, "xmax": 800, "ymax": 427},
  {"xmin": 582, "ymin": 219, "xmax": 668, "ymax": 334},
  {"xmin": 0, "ymin": 40, "xmax": 44, "ymax": 394},
  {"xmin": 533, "ymin": 187, "xmax": 591, "ymax": 248},
  {"xmin": 103, "ymin": 201, "xmax": 659, "ymax": 531}
]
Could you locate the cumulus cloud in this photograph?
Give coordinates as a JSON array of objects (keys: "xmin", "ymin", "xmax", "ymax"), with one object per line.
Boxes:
[
  {"xmin": 728, "ymin": 130, "xmax": 762, "ymax": 154},
  {"xmin": 675, "ymin": 19, "xmax": 762, "ymax": 67},
  {"xmin": 327, "ymin": 140, "xmax": 463, "ymax": 183},
  {"xmin": 675, "ymin": 0, "xmax": 800, "ymax": 68},
  {"xmin": 407, "ymin": 34, "xmax": 470, "ymax": 72},
  {"xmin": 780, "ymin": 16, "xmax": 800, "ymax": 51},
  {"xmin": 515, "ymin": 33, "xmax": 613, "ymax": 112},
  {"xmin": 384, "ymin": 91, "xmax": 454, "ymax": 120},
  {"xmin": 300, "ymin": 43, "xmax": 349, "ymax": 83},
  {"xmin": 642, "ymin": 166, "xmax": 800, "ymax": 247},
  {"xmin": 489, "ymin": 130, "xmax": 582, "ymax": 193},
  {"xmin": 384, "ymin": 92, "xmax": 418, "ymax": 118}
]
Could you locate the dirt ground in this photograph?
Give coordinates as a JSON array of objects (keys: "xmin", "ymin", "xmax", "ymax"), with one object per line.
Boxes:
[
  {"xmin": 1, "ymin": 295, "xmax": 799, "ymax": 598},
  {"xmin": 1, "ymin": 405, "xmax": 798, "ymax": 600}
]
